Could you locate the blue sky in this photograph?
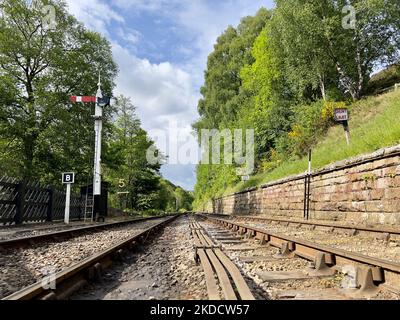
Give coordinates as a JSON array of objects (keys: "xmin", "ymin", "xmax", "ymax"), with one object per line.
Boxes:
[{"xmin": 66, "ymin": 0, "xmax": 274, "ymax": 190}]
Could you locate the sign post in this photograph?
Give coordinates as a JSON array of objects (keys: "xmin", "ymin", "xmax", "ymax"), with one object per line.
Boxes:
[
  {"xmin": 334, "ymin": 108, "xmax": 350, "ymax": 145},
  {"xmin": 93, "ymin": 77, "xmax": 103, "ymax": 197},
  {"xmin": 303, "ymin": 150, "xmax": 312, "ymax": 220},
  {"xmin": 69, "ymin": 74, "xmax": 110, "ymax": 221},
  {"xmin": 62, "ymin": 172, "xmax": 75, "ymax": 224}
]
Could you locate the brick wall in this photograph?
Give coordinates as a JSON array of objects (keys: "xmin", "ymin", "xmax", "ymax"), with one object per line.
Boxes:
[{"xmin": 212, "ymin": 145, "xmax": 400, "ymax": 225}]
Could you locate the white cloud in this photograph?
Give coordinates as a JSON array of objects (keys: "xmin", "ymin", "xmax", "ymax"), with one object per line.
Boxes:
[
  {"xmin": 112, "ymin": 43, "xmax": 200, "ymax": 161},
  {"xmin": 112, "ymin": 0, "xmax": 179, "ymax": 11},
  {"xmin": 109, "ymin": 0, "xmax": 274, "ymax": 86},
  {"xmin": 112, "ymin": 43, "xmax": 198, "ymax": 128},
  {"xmin": 161, "ymin": 164, "xmax": 196, "ymax": 191},
  {"xmin": 116, "ymin": 27, "xmax": 142, "ymax": 46},
  {"xmin": 174, "ymin": 1, "xmax": 274, "ymax": 86},
  {"xmin": 66, "ymin": 0, "xmax": 124, "ymax": 36},
  {"xmin": 64, "ymin": 0, "xmax": 274, "ymax": 190}
]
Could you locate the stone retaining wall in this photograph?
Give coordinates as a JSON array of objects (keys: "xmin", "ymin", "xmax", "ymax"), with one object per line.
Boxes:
[{"xmin": 212, "ymin": 145, "xmax": 400, "ymax": 225}]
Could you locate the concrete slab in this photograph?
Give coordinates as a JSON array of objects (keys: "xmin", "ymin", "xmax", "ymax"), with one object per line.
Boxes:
[
  {"xmin": 224, "ymin": 245, "xmax": 265, "ymax": 251},
  {"xmin": 209, "ymin": 232, "xmax": 233, "ymax": 236},
  {"xmin": 239, "ymin": 255, "xmax": 289, "ymax": 263},
  {"xmin": 218, "ymin": 240, "xmax": 245, "ymax": 244},
  {"xmin": 276, "ymin": 288, "xmax": 349, "ymax": 300},
  {"xmin": 214, "ymin": 237, "xmax": 242, "ymax": 241},
  {"xmin": 257, "ymin": 270, "xmax": 334, "ymax": 282}
]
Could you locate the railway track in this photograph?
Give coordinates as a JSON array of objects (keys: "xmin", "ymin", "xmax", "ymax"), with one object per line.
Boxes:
[
  {"xmin": 190, "ymin": 218, "xmax": 255, "ymax": 300},
  {"xmin": 0, "ymin": 218, "xmax": 137, "ymax": 241},
  {"xmin": 207, "ymin": 213, "xmax": 400, "ymax": 240},
  {"xmin": 2, "ymin": 213, "xmax": 399, "ymax": 300},
  {"xmin": 70, "ymin": 216, "xmax": 259, "ymax": 301},
  {"xmin": 198, "ymin": 214, "xmax": 400, "ymax": 299},
  {"xmin": 1, "ymin": 215, "xmax": 178, "ymax": 300},
  {"xmin": 0, "ymin": 216, "xmax": 172, "ymax": 248},
  {"xmin": 205, "ymin": 214, "xmax": 400, "ymax": 264}
]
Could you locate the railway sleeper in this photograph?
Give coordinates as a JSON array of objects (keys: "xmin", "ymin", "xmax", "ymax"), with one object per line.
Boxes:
[
  {"xmin": 205, "ymin": 216, "xmax": 398, "ymax": 299},
  {"xmin": 190, "ymin": 219, "xmax": 255, "ymax": 301}
]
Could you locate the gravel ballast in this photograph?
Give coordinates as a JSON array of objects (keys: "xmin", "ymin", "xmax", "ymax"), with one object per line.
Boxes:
[
  {"xmin": 0, "ymin": 217, "xmax": 169, "ymax": 299},
  {"xmin": 72, "ymin": 216, "xmax": 208, "ymax": 300},
  {"xmin": 229, "ymin": 218, "xmax": 400, "ymax": 263},
  {"xmin": 200, "ymin": 219, "xmax": 400, "ymax": 300}
]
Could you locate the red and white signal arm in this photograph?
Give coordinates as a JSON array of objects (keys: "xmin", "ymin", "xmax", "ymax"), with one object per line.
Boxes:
[
  {"xmin": 62, "ymin": 172, "xmax": 75, "ymax": 184},
  {"xmin": 69, "ymin": 96, "xmax": 111, "ymax": 106},
  {"xmin": 334, "ymin": 108, "xmax": 349, "ymax": 122},
  {"xmin": 69, "ymin": 96, "xmax": 96, "ymax": 104}
]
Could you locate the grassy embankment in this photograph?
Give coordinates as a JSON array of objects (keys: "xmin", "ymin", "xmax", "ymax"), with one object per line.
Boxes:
[{"xmin": 224, "ymin": 89, "xmax": 400, "ymax": 196}]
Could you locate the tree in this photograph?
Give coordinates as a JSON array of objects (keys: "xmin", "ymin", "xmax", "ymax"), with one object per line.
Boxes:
[
  {"xmin": 193, "ymin": 1, "xmax": 400, "ymax": 210},
  {"xmin": 329, "ymin": 0, "xmax": 400, "ymax": 99},
  {"xmin": 240, "ymin": 26, "xmax": 293, "ymax": 160},
  {"xmin": 107, "ymin": 96, "xmax": 162, "ymax": 211},
  {"xmin": 154, "ymin": 179, "xmax": 177, "ymax": 212},
  {"xmin": 0, "ymin": 0, "xmax": 117, "ymax": 182},
  {"xmin": 174, "ymin": 187, "xmax": 194, "ymax": 211},
  {"xmin": 272, "ymin": 0, "xmax": 400, "ymax": 100},
  {"xmin": 193, "ymin": 8, "xmax": 272, "ymax": 132},
  {"xmin": 192, "ymin": 8, "xmax": 272, "ymax": 209},
  {"xmin": 153, "ymin": 180, "xmax": 194, "ymax": 212}
]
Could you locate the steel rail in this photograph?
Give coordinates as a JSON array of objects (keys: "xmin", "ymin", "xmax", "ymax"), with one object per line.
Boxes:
[
  {"xmin": 2, "ymin": 215, "xmax": 178, "ymax": 300},
  {"xmin": 0, "ymin": 215, "xmax": 175, "ymax": 248},
  {"xmin": 202, "ymin": 215, "xmax": 400, "ymax": 291},
  {"xmin": 205, "ymin": 213, "xmax": 400, "ymax": 237}
]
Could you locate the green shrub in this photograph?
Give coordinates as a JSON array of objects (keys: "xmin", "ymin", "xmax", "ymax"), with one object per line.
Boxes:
[{"xmin": 366, "ymin": 64, "xmax": 400, "ymax": 95}]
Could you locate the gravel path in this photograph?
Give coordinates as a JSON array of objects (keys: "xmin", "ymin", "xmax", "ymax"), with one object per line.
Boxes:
[
  {"xmin": 0, "ymin": 217, "xmax": 168, "ymax": 299},
  {"xmin": 71, "ymin": 216, "xmax": 208, "ymax": 300},
  {"xmin": 199, "ymin": 219, "xmax": 400, "ymax": 300}
]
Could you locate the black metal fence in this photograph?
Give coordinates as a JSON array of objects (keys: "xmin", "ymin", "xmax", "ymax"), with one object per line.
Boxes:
[{"xmin": 0, "ymin": 176, "xmax": 83, "ymax": 225}]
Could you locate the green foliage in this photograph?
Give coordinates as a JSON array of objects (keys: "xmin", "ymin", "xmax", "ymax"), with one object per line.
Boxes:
[
  {"xmin": 193, "ymin": 8, "xmax": 272, "ymax": 132},
  {"xmin": 106, "ymin": 96, "xmax": 193, "ymax": 213},
  {"xmin": 174, "ymin": 187, "xmax": 194, "ymax": 212},
  {"xmin": 239, "ymin": 25, "xmax": 293, "ymax": 162},
  {"xmin": 272, "ymin": 0, "xmax": 400, "ymax": 100},
  {"xmin": 193, "ymin": 163, "xmax": 238, "ymax": 210},
  {"xmin": 279, "ymin": 100, "xmax": 342, "ymax": 157},
  {"xmin": 270, "ymin": 0, "xmax": 339, "ymax": 101},
  {"xmin": 0, "ymin": 0, "xmax": 117, "ymax": 184},
  {"xmin": 366, "ymin": 64, "xmax": 400, "ymax": 95},
  {"xmin": 228, "ymin": 89, "xmax": 400, "ymax": 194},
  {"xmin": 105, "ymin": 96, "xmax": 162, "ymax": 211},
  {"xmin": 193, "ymin": 1, "xmax": 400, "ymax": 210},
  {"xmin": 153, "ymin": 179, "xmax": 194, "ymax": 212}
]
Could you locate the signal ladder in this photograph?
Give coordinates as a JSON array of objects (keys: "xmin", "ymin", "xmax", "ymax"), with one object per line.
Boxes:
[{"xmin": 84, "ymin": 188, "xmax": 94, "ymax": 222}]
